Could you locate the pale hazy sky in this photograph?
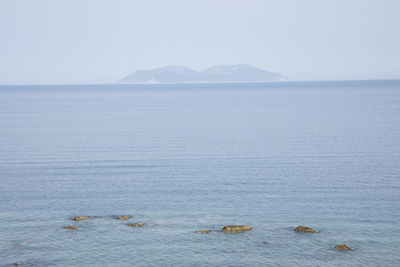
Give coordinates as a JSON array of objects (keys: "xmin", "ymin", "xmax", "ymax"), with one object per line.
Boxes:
[{"xmin": 0, "ymin": 0, "xmax": 399, "ymax": 84}]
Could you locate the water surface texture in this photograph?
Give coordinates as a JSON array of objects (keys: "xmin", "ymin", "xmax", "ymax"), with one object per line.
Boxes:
[{"xmin": 0, "ymin": 81, "xmax": 400, "ymax": 266}]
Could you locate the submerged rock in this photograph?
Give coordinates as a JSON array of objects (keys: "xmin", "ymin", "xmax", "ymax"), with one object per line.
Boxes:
[
  {"xmin": 294, "ymin": 226, "xmax": 316, "ymax": 233},
  {"xmin": 71, "ymin": 216, "xmax": 89, "ymax": 221},
  {"xmin": 63, "ymin": 225, "xmax": 81, "ymax": 230},
  {"xmin": 13, "ymin": 262, "xmax": 24, "ymax": 266},
  {"xmin": 127, "ymin": 223, "xmax": 146, "ymax": 227},
  {"xmin": 196, "ymin": 229, "xmax": 212, "ymax": 234},
  {"xmin": 221, "ymin": 225, "xmax": 252, "ymax": 233},
  {"xmin": 116, "ymin": 215, "xmax": 131, "ymax": 220},
  {"xmin": 334, "ymin": 244, "xmax": 354, "ymax": 251}
]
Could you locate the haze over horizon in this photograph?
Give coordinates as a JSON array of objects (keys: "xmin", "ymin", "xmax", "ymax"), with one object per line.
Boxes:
[{"xmin": 0, "ymin": 0, "xmax": 399, "ymax": 85}]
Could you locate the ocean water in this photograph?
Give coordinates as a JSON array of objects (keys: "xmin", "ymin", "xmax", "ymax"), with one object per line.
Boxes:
[{"xmin": 0, "ymin": 80, "xmax": 399, "ymax": 266}]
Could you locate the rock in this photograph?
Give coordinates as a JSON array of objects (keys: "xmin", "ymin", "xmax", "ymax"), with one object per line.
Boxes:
[
  {"xmin": 127, "ymin": 223, "xmax": 146, "ymax": 227},
  {"xmin": 196, "ymin": 229, "xmax": 212, "ymax": 234},
  {"xmin": 63, "ymin": 225, "xmax": 81, "ymax": 230},
  {"xmin": 334, "ymin": 244, "xmax": 354, "ymax": 251},
  {"xmin": 294, "ymin": 226, "xmax": 316, "ymax": 233},
  {"xmin": 116, "ymin": 215, "xmax": 131, "ymax": 220},
  {"xmin": 13, "ymin": 263, "xmax": 24, "ymax": 266},
  {"xmin": 71, "ymin": 216, "xmax": 89, "ymax": 221},
  {"xmin": 221, "ymin": 225, "xmax": 252, "ymax": 233}
]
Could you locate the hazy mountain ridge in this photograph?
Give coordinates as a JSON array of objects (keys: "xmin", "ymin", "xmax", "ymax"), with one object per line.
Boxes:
[{"xmin": 119, "ymin": 64, "xmax": 288, "ymax": 84}]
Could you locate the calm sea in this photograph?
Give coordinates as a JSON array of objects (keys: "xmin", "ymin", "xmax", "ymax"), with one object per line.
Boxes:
[{"xmin": 0, "ymin": 80, "xmax": 399, "ymax": 266}]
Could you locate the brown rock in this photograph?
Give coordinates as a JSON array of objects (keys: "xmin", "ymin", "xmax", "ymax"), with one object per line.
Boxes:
[
  {"xmin": 334, "ymin": 244, "xmax": 354, "ymax": 251},
  {"xmin": 294, "ymin": 226, "xmax": 316, "ymax": 233},
  {"xmin": 221, "ymin": 225, "xmax": 252, "ymax": 233},
  {"xmin": 127, "ymin": 223, "xmax": 146, "ymax": 227},
  {"xmin": 71, "ymin": 216, "xmax": 89, "ymax": 221},
  {"xmin": 63, "ymin": 225, "xmax": 81, "ymax": 230},
  {"xmin": 197, "ymin": 229, "xmax": 212, "ymax": 234},
  {"xmin": 116, "ymin": 215, "xmax": 131, "ymax": 220}
]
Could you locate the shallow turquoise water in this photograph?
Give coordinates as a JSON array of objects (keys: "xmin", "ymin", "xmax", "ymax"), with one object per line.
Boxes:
[{"xmin": 0, "ymin": 81, "xmax": 400, "ymax": 266}]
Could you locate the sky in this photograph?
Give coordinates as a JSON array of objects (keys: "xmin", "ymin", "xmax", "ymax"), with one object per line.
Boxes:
[{"xmin": 0, "ymin": 0, "xmax": 399, "ymax": 84}]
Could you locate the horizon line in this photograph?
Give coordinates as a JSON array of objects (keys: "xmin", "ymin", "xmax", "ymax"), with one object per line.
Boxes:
[{"xmin": 0, "ymin": 78, "xmax": 400, "ymax": 87}]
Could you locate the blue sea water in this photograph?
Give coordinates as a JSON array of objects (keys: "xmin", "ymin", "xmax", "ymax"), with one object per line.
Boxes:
[{"xmin": 0, "ymin": 80, "xmax": 400, "ymax": 266}]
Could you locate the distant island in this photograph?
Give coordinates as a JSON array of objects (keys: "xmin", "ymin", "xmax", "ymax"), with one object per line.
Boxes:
[{"xmin": 118, "ymin": 64, "xmax": 288, "ymax": 84}]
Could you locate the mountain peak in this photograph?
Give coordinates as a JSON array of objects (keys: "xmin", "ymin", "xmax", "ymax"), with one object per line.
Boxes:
[{"xmin": 119, "ymin": 64, "xmax": 287, "ymax": 84}]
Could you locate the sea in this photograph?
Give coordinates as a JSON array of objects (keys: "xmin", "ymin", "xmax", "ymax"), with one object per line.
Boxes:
[{"xmin": 0, "ymin": 80, "xmax": 399, "ymax": 266}]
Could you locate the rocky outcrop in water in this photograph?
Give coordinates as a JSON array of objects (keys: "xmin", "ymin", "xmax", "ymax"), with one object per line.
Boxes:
[
  {"xmin": 63, "ymin": 225, "xmax": 81, "ymax": 230},
  {"xmin": 221, "ymin": 225, "xmax": 252, "ymax": 233},
  {"xmin": 116, "ymin": 215, "xmax": 131, "ymax": 220},
  {"xmin": 71, "ymin": 216, "xmax": 103, "ymax": 220},
  {"xmin": 196, "ymin": 229, "xmax": 212, "ymax": 234},
  {"xmin": 71, "ymin": 216, "xmax": 89, "ymax": 221},
  {"xmin": 127, "ymin": 223, "xmax": 146, "ymax": 227},
  {"xmin": 294, "ymin": 226, "xmax": 316, "ymax": 233},
  {"xmin": 334, "ymin": 244, "xmax": 354, "ymax": 251}
]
